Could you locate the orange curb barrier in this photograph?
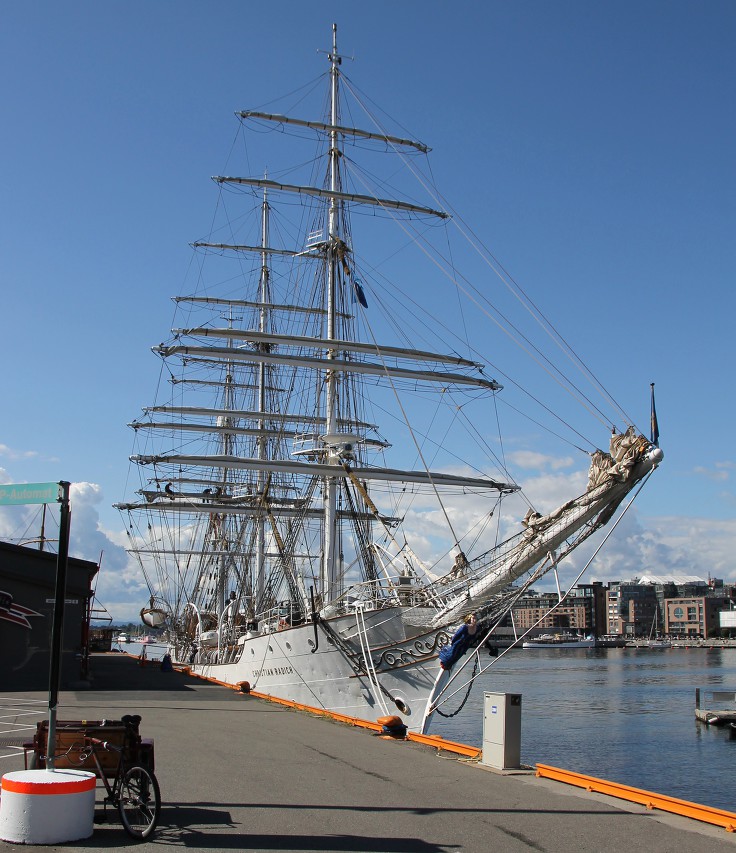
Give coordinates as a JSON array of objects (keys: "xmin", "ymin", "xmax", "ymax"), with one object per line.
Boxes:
[
  {"xmin": 536, "ymin": 763, "xmax": 736, "ymax": 833},
  {"xmin": 179, "ymin": 667, "xmax": 481, "ymax": 758}
]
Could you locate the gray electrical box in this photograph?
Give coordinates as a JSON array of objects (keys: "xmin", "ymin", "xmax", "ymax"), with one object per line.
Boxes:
[{"xmin": 482, "ymin": 691, "xmax": 522, "ymax": 770}]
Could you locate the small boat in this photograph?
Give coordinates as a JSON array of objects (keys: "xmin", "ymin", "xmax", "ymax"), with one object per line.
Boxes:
[
  {"xmin": 644, "ymin": 605, "xmax": 671, "ymax": 648},
  {"xmin": 116, "ymin": 632, "xmax": 130, "ymax": 644},
  {"xmin": 140, "ymin": 607, "xmax": 167, "ymax": 629},
  {"xmin": 115, "ymin": 24, "xmax": 662, "ymax": 734},
  {"xmin": 523, "ymin": 633, "xmax": 596, "ymax": 649}
]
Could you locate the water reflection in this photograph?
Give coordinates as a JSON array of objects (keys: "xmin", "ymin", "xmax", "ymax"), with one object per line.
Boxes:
[{"xmin": 430, "ymin": 646, "xmax": 736, "ymax": 811}]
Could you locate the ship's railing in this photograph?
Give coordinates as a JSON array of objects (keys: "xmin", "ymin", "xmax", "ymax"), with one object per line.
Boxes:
[
  {"xmin": 254, "ymin": 601, "xmax": 306, "ymax": 633},
  {"xmin": 319, "ymin": 577, "xmax": 426, "ymax": 619},
  {"xmin": 291, "ymin": 433, "xmax": 322, "ymax": 457},
  {"xmin": 305, "ymin": 228, "xmax": 324, "ymax": 249}
]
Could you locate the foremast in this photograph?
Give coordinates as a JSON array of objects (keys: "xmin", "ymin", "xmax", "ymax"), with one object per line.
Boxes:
[{"xmin": 323, "ymin": 24, "xmax": 342, "ymax": 603}]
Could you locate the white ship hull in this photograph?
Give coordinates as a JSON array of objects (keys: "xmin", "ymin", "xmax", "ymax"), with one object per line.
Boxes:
[{"xmin": 185, "ymin": 609, "xmax": 452, "ymax": 734}]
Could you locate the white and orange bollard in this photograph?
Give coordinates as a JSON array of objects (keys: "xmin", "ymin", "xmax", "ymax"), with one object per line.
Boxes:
[{"xmin": 0, "ymin": 769, "xmax": 96, "ymax": 844}]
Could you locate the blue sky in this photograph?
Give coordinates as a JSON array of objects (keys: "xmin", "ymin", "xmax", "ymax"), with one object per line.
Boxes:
[{"xmin": 1, "ymin": 2, "xmax": 734, "ymax": 620}]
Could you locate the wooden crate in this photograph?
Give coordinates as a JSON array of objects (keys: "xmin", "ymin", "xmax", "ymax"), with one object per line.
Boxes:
[{"xmin": 28, "ymin": 720, "xmax": 154, "ymax": 777}]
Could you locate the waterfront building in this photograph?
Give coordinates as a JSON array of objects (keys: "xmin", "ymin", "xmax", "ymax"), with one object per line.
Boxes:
[
  {"xmin": 664, "ymin": 595, "xmax": 730, "ymax": 638},
  {"xmin": 0, "ymin": 540, "xmax": 99, "ymax": 689},
  {"xmin": 511, "ymin": 590, "xmax": 590, "ymax": 632},
  {"xmin": 606, "ymin": 581, "xmax": 658, "ymax": 637},
  {"xmin": 574, "ymin": 582, "xmax": 608, "ymax": 637}
]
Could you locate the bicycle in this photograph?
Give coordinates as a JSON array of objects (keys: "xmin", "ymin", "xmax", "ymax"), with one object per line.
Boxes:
[{"xmin": 78, "ymin": 714, "xmax": 161, "ymax": 839}]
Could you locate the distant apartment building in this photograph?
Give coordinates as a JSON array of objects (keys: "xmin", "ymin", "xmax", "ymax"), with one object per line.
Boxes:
[
  {"xmin": 511, "ymin": 591, "xmax": 589, "ymax": 632},
  {"xmin": 664, "ymin": 596, "xmax": 730, "ymax": 638},
  {"xmin": 606, "ymin": 582, "xmax": 658, "ymax": 637},
  {"xmin": 512, "ymin": 578, "xmax": 734, "ymax": 639},
  {"xmin": 575, "ymin": 582, "xmax": 608, "ymax": 637}
]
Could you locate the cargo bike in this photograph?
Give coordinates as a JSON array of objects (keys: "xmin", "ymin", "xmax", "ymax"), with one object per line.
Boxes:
[{"xmin": 24, "ymin": 713, "xmax": 161, "ymax": 839}]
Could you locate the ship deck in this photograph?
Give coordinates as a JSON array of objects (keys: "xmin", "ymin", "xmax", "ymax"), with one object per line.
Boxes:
[{"xmin": 1, "ymin": 653, "xmax": 734, "ymax": 852}]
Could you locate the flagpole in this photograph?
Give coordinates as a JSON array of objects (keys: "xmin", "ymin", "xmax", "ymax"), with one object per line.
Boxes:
[{"xmin": 650, "ymin": 382, "xmax": 660, "ymax": 447}]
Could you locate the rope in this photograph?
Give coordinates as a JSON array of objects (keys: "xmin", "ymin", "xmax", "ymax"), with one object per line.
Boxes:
[
  {"xmin": 433, "ymin": 652, "xmax": 479, "ymax": 718},
  {"xmin": 431, "ymin": 471, "xmax": 654, "ymax": 714}
]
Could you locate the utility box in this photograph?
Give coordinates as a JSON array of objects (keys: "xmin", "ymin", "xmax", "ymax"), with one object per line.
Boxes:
[{"xmin": 482, "ymin": 691, "xmax": 522, "ymax": 770}]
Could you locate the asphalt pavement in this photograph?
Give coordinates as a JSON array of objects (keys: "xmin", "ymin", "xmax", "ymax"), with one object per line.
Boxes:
[{"xmin": 1, "ymin": 653, "xmax": 734, "ymax": 852}]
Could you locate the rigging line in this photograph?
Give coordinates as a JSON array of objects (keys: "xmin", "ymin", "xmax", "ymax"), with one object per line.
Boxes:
[
  {"xmin": 341, "ymin": 168, "xmax": 612, "ymax": 443},
  {"xmin": 432, "ymin": 470, "xmax": 653, "ymax": 711},
  {"xmin": 492, "ymin": 391, "xmax": 508, "ymax": 482},
  {"xmin": 392, "ymin": 390, "xmax": 461, "ymax": 525},
  {"xmin": 343, "ymin": 274, "xmax": 463, "ymax": 551},
  {"xmin": 391, "ymin": 396, "xmax": 508, "ymax": 571},
  {"xmin": 335, "ymin": 86, "xmax": 633, "ymax": 428},
  {"xmin": 420, "ymin": 153, "xmax": 628, "ymax": 425},
  {"xmin": 444, "ymin": 216, "xmax": 634, "ymax": 428},
  {"xmin": 441, "ymin": 210, "xmax": 471, "ymax": 356},
  {"xmin": 450, "ymin": 400, "xmax": 542, "ymax": 514},
  {"xmin": 332, "ymin": 104, "xmax": 621, "ymax": 433},
  {"xmin": 433, "ymin": 652, "xmax": 480, "ymax": 719},
  {"xmin": 349, "ymin": 247, "xmax": 599, "ymax": 456},
  {"xmin": 339, "ymin": 73, "xmax": 428, "ymax": 155},
  {"xmin": 408, "ymin": 228, "xmax": 614, "ymax": 434},
  {"xmin": 244, "ymin": 72, "xmax": 327, "ymax": 128},
  {"xmin": 495, "ymin": 395, "xmax": 590, "ymax": 456},
  {"xmin": 354, "ymin": 607, "xmax": 391, "ymax": 716}
]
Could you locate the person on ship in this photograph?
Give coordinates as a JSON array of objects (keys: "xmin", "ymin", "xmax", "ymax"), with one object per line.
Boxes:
[{"xmin": 439, "ymin": 613, "xmax": 478, "ymax": 671}]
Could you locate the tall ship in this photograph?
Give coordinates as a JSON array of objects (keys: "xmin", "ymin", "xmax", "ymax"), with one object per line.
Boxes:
[{"xmin": 116, "ymin": 25, "xmax": 662, "ymax": 734}]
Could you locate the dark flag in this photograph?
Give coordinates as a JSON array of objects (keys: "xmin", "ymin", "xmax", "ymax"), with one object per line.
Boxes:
[
  {"xmin": 650, "ymin": 383, "xmax": 660, "ymax": 446},
  {"xmin": 353, "ymin": 280, "xmax": 368, "ymax": 308}
]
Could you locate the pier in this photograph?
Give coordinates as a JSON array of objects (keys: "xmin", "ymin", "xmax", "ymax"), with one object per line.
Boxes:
[
  {"xmin": 695, "ymin": 687, "xmax": 736, "ymax": 726},
  {"xmin": 1, "ymin": 654, "xmax": 735, "ymax": 852}
]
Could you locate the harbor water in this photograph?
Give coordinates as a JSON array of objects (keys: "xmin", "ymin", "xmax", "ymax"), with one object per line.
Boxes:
[{"xmin": 431, "ymin": 645, "xmax": 736, "ymax": 813}]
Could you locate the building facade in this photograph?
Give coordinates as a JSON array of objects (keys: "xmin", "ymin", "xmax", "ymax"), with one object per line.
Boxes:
[
  {"xmin": 606, "ymin": 582, "xmax": 659, "ymax": 637},
  {"xmin": 664, "ymin": 596, "xmax": 729, "ymax": 638},
  {"xmin": 1, "ymin": 541, "xmax": 98, "ymax": 690},
  {"xmin": 511, "ymin": 592, "xmax": 590, "ymax": 632}
]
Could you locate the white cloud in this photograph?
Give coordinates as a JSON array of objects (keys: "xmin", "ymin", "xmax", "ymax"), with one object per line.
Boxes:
[
  {"xmin": 0, "ymin": 479, "xmax": 148, "ymax": 623},
  {"xmin": 693, "ymin": 466, "xmax": 729, "ymax": 482},
  {"xmin": 0, "ymin": 444, "xmax": 39, "ymax": 461},
  {"xmin": 1, "ymin": 467, "xmax": 734, "ymax": 625},
  {"xmin": 507, "ymin": 450, "xmax": 575, "ymax": 472}
]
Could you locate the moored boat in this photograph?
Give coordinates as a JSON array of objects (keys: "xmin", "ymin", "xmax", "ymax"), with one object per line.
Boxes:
[
  {"xmin": 522, "ymin": 633, "xmax": 596, "ymax": 649},
  {"xmin": 115, "ymin": 25, "xmax": 662, "ymax": 733}
]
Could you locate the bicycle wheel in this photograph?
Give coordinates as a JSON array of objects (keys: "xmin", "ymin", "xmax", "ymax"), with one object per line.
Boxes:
[{"xmin": 117, "ymin": 765, "xmax": 161, "ymax": 839}]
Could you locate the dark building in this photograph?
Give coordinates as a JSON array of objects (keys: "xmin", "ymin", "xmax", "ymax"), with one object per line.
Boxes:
[
  {"xmin": 0, "ymin": 541, "xmax": 98, "ymax": 690},
  {"xmin": 574, "ymin": 582, "xmax": 608, "ymax": 637}
]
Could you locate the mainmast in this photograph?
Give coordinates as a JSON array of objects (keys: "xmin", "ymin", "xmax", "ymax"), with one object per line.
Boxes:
[
  {"xmin": 255, "ymin": 187, "xmax": 270, "ymax": 609},
  {"xmin": 323, "ymin": 23, "xmax": 342, "ymax": 603}
]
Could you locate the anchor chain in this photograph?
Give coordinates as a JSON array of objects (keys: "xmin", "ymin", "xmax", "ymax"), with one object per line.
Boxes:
[{"xmin": 434, "ymin": 654, "xmax": 479, "ymax": 718}]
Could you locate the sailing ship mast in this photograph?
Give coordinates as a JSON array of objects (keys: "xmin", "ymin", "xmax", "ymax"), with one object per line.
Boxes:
[
  {"xmin": 323, "ymin": 23, "xmax": 341, "ymax": 604},
  {"xmin": 117, "ymin": 23, "xmax": 662, "ymax": 668}
]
